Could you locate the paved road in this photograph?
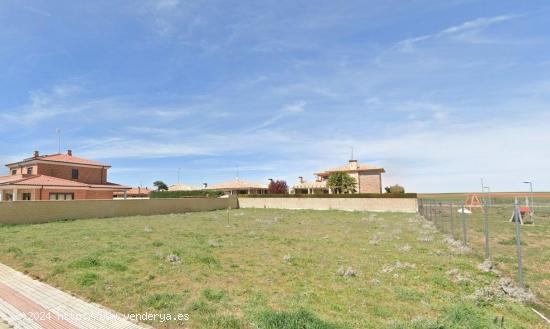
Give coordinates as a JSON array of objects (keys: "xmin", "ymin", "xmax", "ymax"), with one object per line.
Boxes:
[{"xmin": 0, "ymin": 263, "xmax": 148, "ymax": 329}]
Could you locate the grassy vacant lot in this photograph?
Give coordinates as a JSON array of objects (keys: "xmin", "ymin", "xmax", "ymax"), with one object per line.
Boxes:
[
  {"xmin": 418, "ymin": 192, "xmax": 550, "ymax": 204},
  {"xmin": 423, "ymin": 201, "xmax": 550, "ymax": 315},
  {"xmin": 0, "ymin": 209, "xmax": 546, "ymax": 328}
]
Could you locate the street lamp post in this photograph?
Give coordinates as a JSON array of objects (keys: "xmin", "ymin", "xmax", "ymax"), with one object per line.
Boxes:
[{"xmin": 523, "ymin": 181, "xmax": 534, "ymax": 224}]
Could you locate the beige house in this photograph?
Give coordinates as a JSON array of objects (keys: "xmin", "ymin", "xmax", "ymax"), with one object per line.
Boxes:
[
  {"xmin": 204, "ymin": 178, "xmax": 268, "ymax": 195},
  {"xmin": 169, "ymin": 183, "xmax": 199, "ymax": 191},
  {"xmin": 293, "ymin": 159, "xmax": 385, "ymax": 194}
]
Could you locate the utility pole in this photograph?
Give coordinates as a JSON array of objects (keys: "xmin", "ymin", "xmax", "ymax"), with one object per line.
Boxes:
[{"xmin": 56, "ymin": 128, "xmax": 62, "ymax": 153}]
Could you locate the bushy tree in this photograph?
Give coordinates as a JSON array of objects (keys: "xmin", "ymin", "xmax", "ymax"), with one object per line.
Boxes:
[
  {"xmin": 153, "ymin": 180, "xmax": 168, "ymax": 191},
  {"xmin": 268, "ymin": 180, "xmax": 288, "ymax": 194},
  {"xmin": 385, "ymin": 184, "xmax": 405, "ymax": 194},
  {"xmin": 327, "ymin": 172, "xmax": 357, "ymax": 194}
]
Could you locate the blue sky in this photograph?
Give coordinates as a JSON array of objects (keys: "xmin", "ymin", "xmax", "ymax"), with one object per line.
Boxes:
[{"xmin": 1, "ymin": 0, "xmax": 549, "ymax": 192}]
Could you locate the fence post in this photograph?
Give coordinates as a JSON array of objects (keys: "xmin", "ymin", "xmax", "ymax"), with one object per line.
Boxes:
[
  {"xmin": 483, "ymin": 201, "xmax": 490, "ymax": 260},
  {"xmin": 513, "ymin": 198, "xmax": 525, "ymax": 287},
  {"xmin": 461, "ymin": 203, "xmax": 467, "ymax": 246}
]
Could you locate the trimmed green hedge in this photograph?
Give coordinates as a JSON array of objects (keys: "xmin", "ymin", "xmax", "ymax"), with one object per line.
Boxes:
[
  {"xmin": 150, "ymin": 190, "xmax": 224, "ymax": 198},
  {"xmin": 240, "ymin": 193, "xmax": 417, "ymax": 199}
]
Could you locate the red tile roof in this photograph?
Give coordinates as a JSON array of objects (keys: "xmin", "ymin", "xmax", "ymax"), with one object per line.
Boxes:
[
  {"xmin": 205, "ymin": 178, "xmax": 267, "ymax": 190},
  {"xmin": 0, "ymin": 175, "xmax": 24, "ymax": 184},
  {"xmin": 38, "ymin": 154, "xmax": 110, "ymax": 167},
  {"xmin": 7, "ymin": 153, "xmax": 110, "ymax": 168},
  {"xmin": 0, "ymin": 175, "xmax": 129, "ymax": 190},
  {"xmin": 315, "ymin": 161, "xmax": 385, "ymax": 176}
]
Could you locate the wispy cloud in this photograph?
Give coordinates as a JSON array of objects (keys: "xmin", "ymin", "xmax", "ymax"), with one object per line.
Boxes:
[
  {"xmin": 246, "ymin": 101, "xmax": 307, "ymax": 132},
  {"xmin": 394, "ymin": 14, "xmax": 519, "ymax": 51}
]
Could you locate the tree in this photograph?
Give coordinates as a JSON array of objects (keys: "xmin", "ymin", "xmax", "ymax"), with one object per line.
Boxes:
[
  {"xmin": 385, "ymin": 184, "xmax": 405, "ymax": 194},
  {"xmin": 327, "ymin": 172, "xmax": 357, "ymax": 194},
  {"xmin": 153, "ymin": 180, "xmax": 168, "ymax": 191},
  {"xmin": 268, "ymin": 180, "xmax": 288, "ymax": 194}
]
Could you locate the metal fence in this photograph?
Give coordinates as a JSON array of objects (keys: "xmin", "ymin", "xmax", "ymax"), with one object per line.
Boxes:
[{"xmin": 418, "ymin": 197, "xmax": 550, "ymax": 298}]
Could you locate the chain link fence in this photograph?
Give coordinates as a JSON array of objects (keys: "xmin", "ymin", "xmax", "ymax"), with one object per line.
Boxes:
[{"xmin": 418, "ymin": 197, "xmax": 550, "ymax": 311}]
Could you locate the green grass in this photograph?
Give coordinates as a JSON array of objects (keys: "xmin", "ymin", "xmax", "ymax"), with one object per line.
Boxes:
[
  {"xmin": 420, "ymin": 200, "xmax": 550, "ymax": 313},
  {"xmin": 0, "ymin": 209, "xmax": 546, "ymax": 328}
]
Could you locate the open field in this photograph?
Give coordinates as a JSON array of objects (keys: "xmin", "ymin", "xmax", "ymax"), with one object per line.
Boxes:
[
  {"xmin": 420, "ymin": 200, "xmax": 550, "ymax": 315},
  {"xmin": 0, "ymin": 209, "xmax": 546, "ymax": 328},
  {"xmin": 419, "ymin": 192, "xmax": 550, "ymax": 203}
]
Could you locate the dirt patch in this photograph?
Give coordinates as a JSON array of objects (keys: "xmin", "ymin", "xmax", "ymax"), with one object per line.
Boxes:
[
  {"xmin": 398, "ymin": 244, "xmax": 411, "ymax": 252},
  {"xmin": 443, "ymin": 236, "xmax": 471, "ymax": 255},
  {"xmin": 418, "ymin": 233, "xmax": 433, "ymax": 243},
  {"xmin": 446, "ymin": 268, "xmax": 472, "ymax": 283},
  {"xmin": 336, "ymin": 266, "xmax": 357, "ymax": 277},
  {"xmin": 381, "ymin": 261, "xmax": 416, "ymax": 274},
  {"xmin": 165, "ymin": 254, "xmax": 181, "ymax": 264},
  {"xmin": 476, "ymin": 259, "xmax": 500, "ymax": 275},
  {"xmin": 470, "ymin": 278, "xmax": 536, "ymax": 304},
  {"xmin": 369, "ymin": 234, "xmax": 382, "ymax": 245}
]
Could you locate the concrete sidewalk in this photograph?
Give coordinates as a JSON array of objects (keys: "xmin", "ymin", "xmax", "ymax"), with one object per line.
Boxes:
[{"xmin": 0, "ymin": 263, "xmax": 148, "ymax": 329}]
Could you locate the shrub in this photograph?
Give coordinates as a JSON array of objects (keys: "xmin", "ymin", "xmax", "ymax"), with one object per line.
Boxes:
[
  {"xmin": 268, "ymin": 180, "xmax": 288, "ymax": 194},
  {"xmin": 385, "ymin": 184, "xmax": 405, "ymax": 194},
  {"xmin": 327, "ymin": 172, "xmax": 357, "ymax": 194},
  {"xmin": 150, "ymin": 190, "xmax": 224, "ymax": 198}
]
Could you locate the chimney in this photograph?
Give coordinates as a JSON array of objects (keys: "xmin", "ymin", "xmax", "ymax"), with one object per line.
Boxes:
[
  {"xmin": 203, "ymin": 183, "xmax": 208, "ymax": 189},
  {"xmin": 298, "ymin": 176, "xmax": 304, "ymax": 183},
  {"xmin": 67, "ymin": 150, "xmax": 72, "ymax": 156},
  {"xmin": 33, "ymin": 151, "xmax": 39, "ymax": 158},
  {"xmin": 349, "ymin": 159, "xmax": 358, "ymax": 170}
]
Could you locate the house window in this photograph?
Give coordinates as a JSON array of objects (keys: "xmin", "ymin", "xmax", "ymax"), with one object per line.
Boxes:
[
  {"xmin": 49, "ymin": 193, "xmax": 74, "ymax": 201},
  {"xmin": 71, "ymin": 169, "xmax": 79, "ymax": 179},
  {"xmin": 26, "ymin": 167, "xmax": 33, "ymax": 174},
  {"xmin": 11, "ymin": 170, "xmax": 16, "ymax": 175},
  {"xmin": 22, "ymin": 193, "xmax": 31, "ymax": 201}
]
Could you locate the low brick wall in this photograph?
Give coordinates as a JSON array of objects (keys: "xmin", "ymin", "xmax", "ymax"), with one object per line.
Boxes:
[
  {"xmin": 238, "ymin": 197, "xmax": 417, "ymax": 213},
  {"xmin": 0, "ymin": 198, "xmax": 238, "ymax": 225}
]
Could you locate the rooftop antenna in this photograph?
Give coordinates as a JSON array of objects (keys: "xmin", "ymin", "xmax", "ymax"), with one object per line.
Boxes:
[{"xmin": 55, "ymin": 128, "xmax": 62, "ymax": 154}]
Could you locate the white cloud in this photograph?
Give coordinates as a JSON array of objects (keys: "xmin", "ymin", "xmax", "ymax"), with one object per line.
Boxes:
[
  {"xmin": 247, "ymin": 101, "xmax": 307, "ymax": 131},
  {"xmin": 394, "ymin": 14, "xmax": 519, "ymax": 51}
]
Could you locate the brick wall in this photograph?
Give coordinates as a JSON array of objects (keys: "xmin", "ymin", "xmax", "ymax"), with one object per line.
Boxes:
[
  {"xmin": 358, "ymin": 173, "xmax": 382, "ymax": 193},
  {"xmin": 0, "ymin": 198, "xmax": 238, "ymax": 224},
  {"xmin": 36, "ymin": 163, "xmax": 107, "ymax": 184},
  {"xmin": 238, "ymin": 197, "xmax": 417, "ymax": 213}
]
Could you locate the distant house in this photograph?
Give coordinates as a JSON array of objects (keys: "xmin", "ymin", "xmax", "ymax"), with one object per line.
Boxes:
[
  {"xmin": 168, "ymin": 183, "xmax": 199, "ymax": 191},
  {"xmin": 293, "ymin": 159, "xmax": 385, "ymax": 194},
  {"xmin": 114, "ymin": 187, "xmax": 150, "ymax": 199},
  {"xmin": 0, "ymin": 150, "xmax": 130, "ymax": 201},
  {"xmin": 204, "ymin": 178, "xmax": 267, "ymax": 195}
]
